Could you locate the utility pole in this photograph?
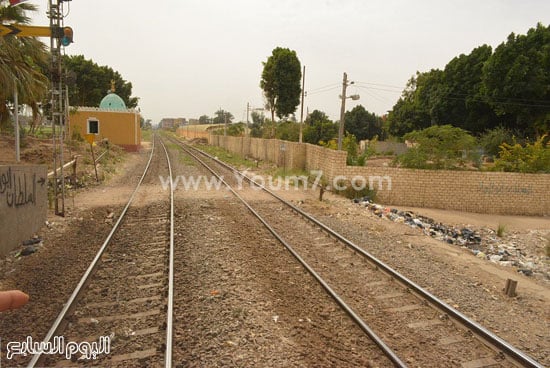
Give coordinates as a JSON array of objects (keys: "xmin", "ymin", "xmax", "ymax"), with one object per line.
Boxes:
[
  {"xmin": 223, "ymin": 109, "xmax": 227, "ymax": 137},
  {"xmin": 14, "ymin": 84, "xmax": 20, "ymax": 162},
  {"xmin": 337, "ymin": 72, "xmax": 348, "ymax": 151},
  {"xmin": 299, "ymin": 65, "xmax": 305, "ymax": 143},
  {"xmin": 246, "ymin": 102, "xmax": 250, "ymax": 137},
  {"xmin": 337, "ymin": 72, "xmax": 360, "ymax": 150}
]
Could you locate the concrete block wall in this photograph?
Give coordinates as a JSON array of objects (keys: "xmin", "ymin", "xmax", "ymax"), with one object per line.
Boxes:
[
  {"xmin": 338, "ymin": 166, "xmax": 550, "ymax": 216},
  {"xmin": 208, "ymin": 135, "xmax": 550, "ymax": 216},
  {"xmin": 177, "ymin": 128, "xmax": 210, "ymax": 140},
  {"xmin": 1, "ymin": 165, "xmax": 48, "ymax": 256},
  {"xmin": 372, "ymin": 141, "xmax": 409, "ymax": 155},
  {"xmin": 210, "ymin": 135, "xmax": 307, "ymax": 171},
  {"xmin": 304, "ymin": 144, "xmax": 348, "ymax": 180}
]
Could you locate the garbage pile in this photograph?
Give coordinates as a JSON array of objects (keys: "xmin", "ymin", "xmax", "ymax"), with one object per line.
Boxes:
[{"xmin": 353, "ymin": 197, "xmax": 549, "ymax": 281}]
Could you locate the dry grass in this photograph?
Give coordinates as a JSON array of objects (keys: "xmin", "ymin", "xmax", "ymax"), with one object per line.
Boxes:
[{"xmin": 497, "ymin": 223, "xmax": 507, "ymax": 237}]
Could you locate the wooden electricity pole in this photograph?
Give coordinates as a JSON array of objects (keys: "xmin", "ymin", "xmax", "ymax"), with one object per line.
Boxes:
[
  {"xmin": 337, "ymin": 72, "xmax": 348, "ymax": 151},
  {"xmin": 299, "ymin": 65, "xmax": 305, "ymax": 143}
]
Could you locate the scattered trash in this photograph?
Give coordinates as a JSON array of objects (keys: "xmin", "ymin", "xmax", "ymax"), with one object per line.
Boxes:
[
  {"xmin": 22, "ymin": 238, "xmax": 41, "ymax": 246},
  {"xmin": 354, "ymin": 197, "xmax": 483, "ymax": 247},
  {"xmin": 352, "ymin": 197, "xmax": 548, "ymax": 280},
  {"xmin": 476, "ymin": 252, "xmax": 486, "ymax": 259},
  {"xmin": 20, "ymin": 245, "xmax": 37, "ymax": 256}
]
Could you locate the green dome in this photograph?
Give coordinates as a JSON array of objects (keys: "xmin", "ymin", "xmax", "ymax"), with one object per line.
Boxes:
[{"xmin": 99, "ymin": 92, "xmax": 127, "ymax": 110}]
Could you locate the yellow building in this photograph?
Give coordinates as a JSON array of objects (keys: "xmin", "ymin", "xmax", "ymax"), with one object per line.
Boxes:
[{"xmin": 68, "ymin": 91, "xmax": 141, "ymax": 151}]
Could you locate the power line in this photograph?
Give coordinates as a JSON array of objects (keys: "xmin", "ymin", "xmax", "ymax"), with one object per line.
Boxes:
[
  {"xmin": 356, "ymin": 87, "xmax": 394, "ymax": 104},
  {"xmin": 355, "ymin": 85, "xmax": 403, "ymax": 94},
  {"xmin": 307, "ymin": 82, "xmax": 340, "ymax": 93},
  {"xmin": 306, "ymin": 85, "xmax": 340, "ymax": 96},
  {"xmin": 355, "ymin": 81, "xmax": 404, "ymax": 90}
]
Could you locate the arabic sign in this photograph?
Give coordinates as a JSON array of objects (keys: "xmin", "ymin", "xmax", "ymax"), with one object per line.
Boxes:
[
  {"xmin": 0, "ymin": 165, "xmax": 47, "ymax": 256},
  {"xmin": 85, "ymin": 133, "xmax": 95, "ymax": 145}
]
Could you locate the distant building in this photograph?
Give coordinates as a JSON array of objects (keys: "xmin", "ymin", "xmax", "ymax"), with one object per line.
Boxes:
[
  {"xmin": 68, "ymin": 85, "xmax": 141, "ymax": 151},
  {"xmin": 160, "ymin": 118, "xmax": 176, "ymax": 129},
  {"xmin": 175, "ymin": 118, "xmax": 187, "ymax": 126},
  {"xmin": 160, "ymin": 118, "xmax": 187, "ymax": 129}
]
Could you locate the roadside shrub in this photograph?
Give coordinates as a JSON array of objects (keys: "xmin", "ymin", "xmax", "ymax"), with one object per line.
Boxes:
[
  {"xmin": 479, "ymin": 126, "xmax": 514, "ymax": 158},
  {"xmin": 333, "ymin": 178, "xmax": 377, "ymax": 201},
  {"xmin": 394, "ymin": 125, "xmax": 478, "ymax": 170},
  {"xmin": 493, "ymin": 135, "xmax": 550, "ymax": 173}
]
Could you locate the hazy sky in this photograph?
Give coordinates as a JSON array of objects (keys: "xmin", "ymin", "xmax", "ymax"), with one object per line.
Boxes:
[{"xmin": 30, "ymin": 0, "xmax": 550, "ymax": 124}]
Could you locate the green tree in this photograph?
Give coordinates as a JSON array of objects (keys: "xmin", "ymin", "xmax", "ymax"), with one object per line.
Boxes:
[
  {"xmin": 142, "ymin": 119, "xmax": 152, "ymax": 130},
  {"xmin": 249, "ymin": 111, "xmax": 266, "ymax": 137},
  {"xmin": 344, "ymin": 105, "xmax": 383, "ymax": 141},
  {"xmin": 275, "ymin": 121, "xmax": 300, "ymax": 141},
  {"xmin": 227, "ymin": 122, "xmax": 245, "ymax": 136},
  {"xmin": 395, "ymin": 125, "xmax": 478, "ymax": 170},
  {"xmin": 386, "ymin": 74, "xmax": 432, "ymax": 137},
  {"xmin": 387, "ymin": 24, "xmax": 550, "ymax": 138},
  {"xmin": 212, "ymin": 109, "xmax": 234, "ymax": 125},
  {"xmin": 0, "ymin": 3, "xmax": 49, "ymax": 131},
  {"xmin": 64, "ymin": 55, "xmax": 138, "ymax": 108},
  {"xmin": 303, "ymin": 110, "xmax": 337, "ymax": 144},
  {"xmin": 440, "ymin": 45, "xmax": 498, "ymax": 133},
  {"xmin": 482, "ymin": 23, "xmax": 550, "ymax": 137},
  {"xmin": 413, "ymin": 69, "xmax": 446, "ymax": 126},
  {"xmin": 260, "ymin": 47, "xmax": 302, "ymax": 125},
  {"xmin": 198, "ymin": 115, "xmax": 210, "ymax": 124}
]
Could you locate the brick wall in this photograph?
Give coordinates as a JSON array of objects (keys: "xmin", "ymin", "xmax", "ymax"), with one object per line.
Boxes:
[
  {"xmin": 210, "ymin": 135, "xmax": 307, "ymax": 171},
  {"xmin": 208, "ymin": 135, "xmax": 550, "ymax": 216},
  {"xmin": 339, "ymin": 166, "xmax": 549, "ymax": 215},
  {"xmin": 177, "ymin": 128, "xmax": 210, "ymax": 140},
  {"xmin": 1, "ymin": 165, "xmax": 48, "ymax": 256}
]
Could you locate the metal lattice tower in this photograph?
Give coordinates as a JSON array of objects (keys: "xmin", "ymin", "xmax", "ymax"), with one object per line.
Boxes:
[{"xmin": 48, "ymin": 0, "xmax": 66, "ymax": 216}]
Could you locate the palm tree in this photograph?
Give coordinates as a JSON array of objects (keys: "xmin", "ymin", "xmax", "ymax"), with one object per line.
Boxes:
[{"xmin": 0, "ymin": 3, "xmax": 49, "ymax": 132}]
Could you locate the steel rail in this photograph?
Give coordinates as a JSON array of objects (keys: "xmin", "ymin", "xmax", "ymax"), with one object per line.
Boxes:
[
  {"xmin": 175, "ymin": 140, "xmax": 408, "ymax": 368},
  {"xmin": 182, "ymin": 139, "xmax": 544, "ymax": 368},
  {"xmin": 27, "ymin": 137, "xmax": 159, "ymax": 368},
  {"xmin": 159, "ymin": 138, "xmax": 175, "ymax": 368}
]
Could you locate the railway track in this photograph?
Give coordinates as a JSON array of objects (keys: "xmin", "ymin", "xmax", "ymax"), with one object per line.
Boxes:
[
  {"xmin": 27, "ymin": 136, "xmax": 175, "ymax": 367},
  {"xmin": 170, "ymin": 137, "xmax": 543, "ymax": 368}
]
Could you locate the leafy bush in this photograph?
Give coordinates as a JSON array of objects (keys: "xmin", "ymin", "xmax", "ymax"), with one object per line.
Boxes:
[
  {"xmin": 479, "ymin": 126, "xmax": 514, "ymax": 158},
  {"xmin": 493, "ymin": 135, "xmax": 549, "ymax": 173},
  {"xmin": 275, "ymin": 121, "xmax": 300, "ymax": 141},
  {"xmin": 211, "ymin": 123, "xmax": 245, "ymax": 137},
  {"xmin": 344, "ymin": 134, "xmax": 358, "ymax": 165},
  {"xmin": 333, "ymin": 178, "xmax": 377, "ymax": 201},
  {"xmin": 394, "ymin": 125, "xmax": 478, "ymax": 169}
]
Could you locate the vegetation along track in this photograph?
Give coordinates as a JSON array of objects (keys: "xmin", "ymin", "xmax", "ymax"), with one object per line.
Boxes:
[
  {"xmin": 170, "ymin": 137, "xmax": 543, "ymax": 368},
  {"xmin": 27, "ymin": 135, "xmax": 175, "ymax": 368}
]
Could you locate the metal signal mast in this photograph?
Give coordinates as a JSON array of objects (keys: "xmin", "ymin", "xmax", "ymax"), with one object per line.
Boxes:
[
  {"xmin": 2, "ymin": 0, "xmax": 74, "ymax": 216},
  {"xmin": 48, "ymin": 0, "xmax": 72, "ymax": 216}
]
